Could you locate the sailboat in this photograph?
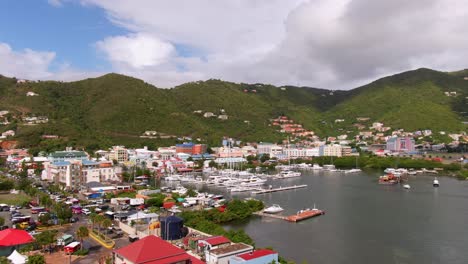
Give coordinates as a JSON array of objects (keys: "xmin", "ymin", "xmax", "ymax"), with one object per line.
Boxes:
[
  {"xmin": 345, "ymin": 156, "xmax": 362, "ymax": 173},
  {"xmin": 280, "ymin": 137, "xmax": 302, "ymax": 177}
]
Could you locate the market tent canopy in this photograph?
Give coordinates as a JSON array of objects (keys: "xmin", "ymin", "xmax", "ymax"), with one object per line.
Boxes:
[
  {"xmin": 0, "ymin": 229, "xmax": 34, "ymax": 246},
  {"xmin": 7, "ymin": 250, "xmax": 26, "ymax": 264}
]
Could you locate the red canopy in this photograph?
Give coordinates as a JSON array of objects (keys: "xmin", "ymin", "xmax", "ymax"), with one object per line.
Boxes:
[{"xmin": 0, "ymin": 229, "xmax": 34, "ymax": 246}]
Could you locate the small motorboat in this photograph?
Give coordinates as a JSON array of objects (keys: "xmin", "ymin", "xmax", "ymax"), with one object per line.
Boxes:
[
  {"xmin": 433, "ymin": 177, "xmax": 439, "ymax": 187},
  {"xmin": 403, "ymin": 184, "xmax": 411, "ymax": 189},
  {"xmin": 264, "ymin": 204, "xmax": 284, "ymax": 214}
]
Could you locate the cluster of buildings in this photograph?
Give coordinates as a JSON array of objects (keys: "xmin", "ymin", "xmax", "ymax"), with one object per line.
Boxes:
[
  {"xmin": 113, "ymin": 235, "xmax": 278, "ymax": 264},
  {"xmin": 193, "ymin": 109, "xmax": 229, "ymax": 120},
  {"xmin": 270, "ymin": 116, "xmax": 315, "ymax": 138}
]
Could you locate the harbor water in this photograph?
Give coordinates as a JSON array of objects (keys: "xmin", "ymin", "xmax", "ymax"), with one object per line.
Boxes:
[{"xmin": 193, "ymin": 170, "xmax": 468, "ymax": 263}]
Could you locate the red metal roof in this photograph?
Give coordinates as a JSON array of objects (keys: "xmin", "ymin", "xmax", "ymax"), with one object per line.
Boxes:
[
  {"xmin": 114, "ymin": 235, "xmax": 203, "ymax": 264},
  {"xmin": 202, "ymin": 236, "xmax": 231, "ymax": 246},
  {"xmin": 0, "ymin": 229, "xmax": 34, "ymax": 246},
  {"xmin": 237, "ymin": 249, "xmax": 277, "ymax": 260}
]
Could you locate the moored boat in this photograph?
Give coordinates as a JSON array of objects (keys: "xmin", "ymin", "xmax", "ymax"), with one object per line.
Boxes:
[
  {"xmin": 264, "ymin": 204, "xmax": 284, "ymax": 214},
  {"xmin": 433, "ymin": 177, "xmax": 440, "ymax": 187},
  {"xmin": 403, "ymin": 184, "xmax": 411, "ymax": 189}
]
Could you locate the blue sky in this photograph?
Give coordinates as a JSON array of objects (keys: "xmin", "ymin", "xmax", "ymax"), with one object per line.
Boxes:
[
  {"xmin": 0, "ymin": 0, "xmax": 466, "ymax": 89},
  {"xmin": 0, "ymin": 0, "xmax": 122, "ymax": 71}
]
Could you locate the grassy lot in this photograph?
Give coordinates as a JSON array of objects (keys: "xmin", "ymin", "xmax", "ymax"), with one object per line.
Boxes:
[{"xmin": 0, "ymin": 193, "xmax": 31, "ymax": 206}]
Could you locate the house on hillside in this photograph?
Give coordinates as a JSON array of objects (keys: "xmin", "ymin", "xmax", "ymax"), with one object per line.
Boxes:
[
  {"xmin": 26, "ymin": 91, "xmax": 38, "ymax": 96},
  {"xmin": 204, "ymin": 112, "xmax": 215, "ymax": 118}
]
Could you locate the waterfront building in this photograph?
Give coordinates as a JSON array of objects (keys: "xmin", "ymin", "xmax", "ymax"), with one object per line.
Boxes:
[
  {"xmin": 256, "ymin": 143, "xmax": 277, "ymax": 155},
  {"xmin": 386, "ymin": 137, "xmax": 415, "ymax": 153},
  {"xmin": 205, "ymin": 243, "xmax": 253, "ymax": 264},
  {"xmin": 319, "ymin": 144, "xmax": 343, "ymax": 157},
  {"xmin": 230, "ymin": 249, "xmax": 279, "ymax": 264},
  {"xmin": 341, "ymin": 146, "xmax": 352, "ymax": 156},
  {"xmin": 113, "ymin": 235, "xmax": 204, "ymax": 264}
]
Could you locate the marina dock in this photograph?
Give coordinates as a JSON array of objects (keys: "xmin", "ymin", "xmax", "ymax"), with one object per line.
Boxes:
[
  {"xmin": 252, "ymin": 184, "xmax": 307, "ymax": 194},
  {"xmin": 254, "ymin": 208, "xmax": 325, "ymax": 222},
  {"xmin": 253, "ymin": 211, "xmax": 288, "ymax": 220}
]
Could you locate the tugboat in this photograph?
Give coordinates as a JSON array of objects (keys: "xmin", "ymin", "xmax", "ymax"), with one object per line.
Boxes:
[{"xmin": 433, "ymin": 177, "xmax": 440, "ymax": 187}]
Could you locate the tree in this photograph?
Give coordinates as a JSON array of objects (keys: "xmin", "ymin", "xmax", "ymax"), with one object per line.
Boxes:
[
  {"xmin": 186, "ymin": 188, "xmax": 197, "ymax": 197},
  {"xmin": 0, "ymin": 256, "xmax": 11, "ymax": 264},
  {"xmin": 89, "ymin": 213, "xmax": 98, "ymax": 230},
  {"xmin": 38, "ymin": 214, "xmax": 51, "ymax": 226},
  {"xmin": 209, "ymin": 160, "xmax": 217, "ymax": 168},
  {"xmin": 101, "ymin": 218, "xmax": 112, "ymax": 235},
  {"xmin": 26, "ymin": 255, "xmax": 45, "ymax": 264},
  {"xmin": 94, "ymin": 215, "xmax": 106, "ymax": 234},
  {"xmin": 35, "ymin": 230, "xmax": 57, "ymax": 251},
  {"xmin": 76, "ymin": 226, "xmax": 89, "ymax": 250},
  {"xmin": 0, "ymin": 217, "xmax": 4, "ymax": 226},
  {"xmin": 53, "ymin": 204, "xmax": 72, "ymax": 223}
]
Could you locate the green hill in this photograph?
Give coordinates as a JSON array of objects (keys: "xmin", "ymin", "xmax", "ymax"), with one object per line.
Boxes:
[{"xmin": 0, "ymin": 68, "xmax": 466, "ymax": 153}]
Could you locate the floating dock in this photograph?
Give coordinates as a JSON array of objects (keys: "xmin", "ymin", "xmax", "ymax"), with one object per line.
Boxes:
[
  {"xmin": 286, "ymin": 209, "xmax": 325, "ymax": 222},
  {"xmin": 254, "ymin": 208, "xmax": 325, "ymax": 222},
  {"xmin": 252, "ymin": 184, "xmax": 307, "ymax": 194}
]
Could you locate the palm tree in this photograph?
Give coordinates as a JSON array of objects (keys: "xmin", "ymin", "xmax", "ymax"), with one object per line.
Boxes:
[
  {"xmin": 76, "ymin": 226, "xmax": 89, "ymax": 250},
  {"xmin": 89, "ymin": 213, "xmax": 98, "ymax": 230},
  {"xmin": 101, "ymin": 218, "xmax": 112, "ymax": 236},
  {"xmin": 94, "ymin": 215, "xmax": 105, "ymax": 235}
]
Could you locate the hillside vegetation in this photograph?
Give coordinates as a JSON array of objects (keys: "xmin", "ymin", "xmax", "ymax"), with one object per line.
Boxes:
[{"xmin": 0, "ymin": 68, "xmax": 466, "ymax": 152}]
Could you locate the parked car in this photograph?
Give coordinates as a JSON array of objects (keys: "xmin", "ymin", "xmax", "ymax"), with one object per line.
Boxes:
[
  {"xmin": 70, "ymin": 217, "xmax": 79, "ymax": 223},
  {"xmin": 82, "ymin": 209, "xmax": 91, "ymax": 215},
  {"xmin": 129, "ymin": 235, "xmax": 139, "ymax": 242}
]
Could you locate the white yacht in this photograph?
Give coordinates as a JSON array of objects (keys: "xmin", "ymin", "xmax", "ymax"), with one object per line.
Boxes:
[
  {"xmin": 279, "ymin": 170, "xmax": 301, "ymax": 178},
  {"xmin": 403, "ymin": 184, "xmax": 411, "ymax": 189},
  {"xmin": 323, "ymin": 164, "xmax": 336, "ymax": 171},
  {"xmin": 311, "ymin": 164, "xmax": 323, "ymax": 170},
  {"xmin": 264, "ymin": 204, "xmax": 284, "ymax": 214},
  {"xmin": 433, "ymin": 177, "xmax": 440, "ymax": 187},
  {"xmin": 344, "ymin": 168, "xmax": 362, "ymax": 174}
]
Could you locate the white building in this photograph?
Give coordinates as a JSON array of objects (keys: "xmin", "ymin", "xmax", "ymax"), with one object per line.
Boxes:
[
  {"xmin": 319, "ymin": 144, "xmax": 342, "ymax": 157},
  {"xmin": 257, "ymin": 143, "xmax": 277, "ymax": 155},
  {"xmin": 205, "ymin": 243, "xmax": 253, "ymax": 264}
]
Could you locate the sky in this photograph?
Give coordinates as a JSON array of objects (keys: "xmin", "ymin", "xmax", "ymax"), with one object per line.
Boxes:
[{"xmin": 1, "ymin": 0, "xmax": 468, "ymax": 89}]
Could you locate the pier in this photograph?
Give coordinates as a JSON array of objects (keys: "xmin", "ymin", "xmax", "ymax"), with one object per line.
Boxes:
[
  {"xmin": 253, "ymin": 208, "xmax": 325, "ymax": 222},
  {"xmin": 253, "ymin": 211, "xmax": 288, "ymax": 220},
  {"xmin": 252, "ymin": 184, "xmax": 307, "ymax": 194}
]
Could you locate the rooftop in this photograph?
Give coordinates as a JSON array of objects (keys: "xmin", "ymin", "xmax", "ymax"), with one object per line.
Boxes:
[
  {"xmin": 209, "ymin": 243, "xmax": 252, "ymax": 256},
  {"xmin": 114, "ymin": 235, "xmax": 204, "ymax": 264},
  {"xmin": 237, "ymin": 249, "xmax": 277, "ymax": 260},
  {"xmin": 49, "ymin": 151, "xmax": 87, "ymax": 158},
  {"xmin": 202, "ymin": 236, "xmax": 231, "ymax": 246}
]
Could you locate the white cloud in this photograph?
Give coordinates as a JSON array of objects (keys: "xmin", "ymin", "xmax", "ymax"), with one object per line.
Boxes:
[
  {"xmin": 76, "ymin": 1, "xmax": 468, "ymax": 88},
  {"xmin": 47, "ymin": 0, "xmax": 63, "ymax": 7},
  {"xmin": 96, "ymin": 33, "xmax": 175, "ymax": 68},
  {"xmin": 0, "ymin": 43, "xmax": 56, "ymax": 80},
  {"xmin": 0, "ymin": 42, "xmax": 102, "ymax": 82}
]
